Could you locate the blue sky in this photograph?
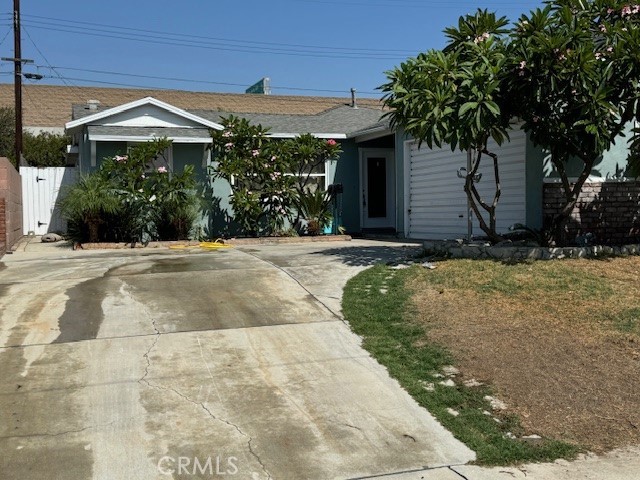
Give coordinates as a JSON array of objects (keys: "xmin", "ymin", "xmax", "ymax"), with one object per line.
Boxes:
[{"xmin": 1, "ymin": 0, "xmax": 544, "ymax": 98}]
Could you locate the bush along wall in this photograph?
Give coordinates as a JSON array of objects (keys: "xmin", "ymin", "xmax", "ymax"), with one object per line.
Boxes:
[{"xmin": 59, "ymin": 138, "xmax": 198, "ymax": 244}]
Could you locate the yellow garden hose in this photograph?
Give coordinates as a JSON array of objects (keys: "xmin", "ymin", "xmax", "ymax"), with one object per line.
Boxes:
[
  {"xmin": 199, "ymin": 240, "xmax": 233, "ymax": 249},
  {"xmin": 169, "ymin": 239, "xmax": 233, "ymax": 250}
]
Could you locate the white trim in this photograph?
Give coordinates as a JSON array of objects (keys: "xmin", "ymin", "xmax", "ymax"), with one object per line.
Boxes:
[
  {"xmin": 358, "ymin": 149, "xmax": 364, "ymax": 230},
  {"xmin": 90, "ymin": 141, "xmax": 96, "ymax": 167},
  {"xmin": 353, "ymin": 128, "xmax": 393, "ymax": 143},
  {"xmin": 267, "ymin": 133, "xmax": 347, "ymax": 139},
  {"xmin": 65, "ymin": 97, "xmax": 224, "ymax": 131},
  {"xmin": 403, "ymin": 139, "xmax": 413, "ymax": 238},
  {"xmin": 88, "ymin": 134, "xmax": 212, "ymax": 144},
  {"xmin": 202, "ymin": 144, "xmax": 211, "ymax": 168},
  {"xmin": 359, "ymin": 148, "xmax": 396, "ymax": 230}
]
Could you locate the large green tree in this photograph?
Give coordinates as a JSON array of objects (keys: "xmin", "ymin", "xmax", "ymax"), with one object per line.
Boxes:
[
  {"xmin": 0, "ymin": 107, "xmax": 70, "ymax": 167},
  {"xmin": 382, "ymin": 10, "xmax": 512, "ymax": 243},
  {"xmin": 0, "ymin": 107, "xmax": 15, "ymax": 161},
  {"xmin": 505, "ymin": 0, "xmax": 640, "ymax": 244}
]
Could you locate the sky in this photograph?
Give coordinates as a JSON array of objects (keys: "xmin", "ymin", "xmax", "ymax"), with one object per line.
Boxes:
[{"xmin": 0, "ymin": 0, "xmax": 544, "ymax": 98}]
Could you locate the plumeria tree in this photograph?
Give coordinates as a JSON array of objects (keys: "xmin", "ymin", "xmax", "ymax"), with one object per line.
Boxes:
[
  {"xmin": 211, "ymin": 117, "xmax": 342, "ymax": 237},
  {"xmin": 505, "ymin": 0, "xmax": 640, "ymax": 244},
  {"xmin": 211, "ymin": 116, "xmax": 295, "ymax": 236},
  {"xmin": 279, "ymin": 133, "xmax": 342, "ymax": 226},
  {"xmin": 382, "ymin": 10, "xmax": 512, "ymax": 243}
]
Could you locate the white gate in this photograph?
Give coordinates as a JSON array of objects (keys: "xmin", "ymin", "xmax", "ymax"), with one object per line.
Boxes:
[{"xmin": 20, "ymin": 167, "xmax": 77, "ymax": 235}]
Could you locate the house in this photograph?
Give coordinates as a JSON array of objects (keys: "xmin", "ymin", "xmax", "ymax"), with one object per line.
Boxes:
[
  {"xmin": 62, "ymin": 94, "xmax": 394, "ymax": 236},
  {"xmin": 2, "ymin": 84, "xmax": 637, "ymax": 242}
]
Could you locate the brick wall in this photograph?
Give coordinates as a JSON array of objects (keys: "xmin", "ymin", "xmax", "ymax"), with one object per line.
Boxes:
[
  {"xmin": 543, "ymin": 181, "xmax": 640, "ymax": 245},
  {"xmin": 0, "ymin": 157, "xmax": 22, "ymax": 255}
]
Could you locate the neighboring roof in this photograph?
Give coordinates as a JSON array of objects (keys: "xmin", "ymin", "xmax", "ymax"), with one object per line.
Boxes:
[{"xmin": 0, "ymin": 83, "xmax": 385, "ymax": 128}]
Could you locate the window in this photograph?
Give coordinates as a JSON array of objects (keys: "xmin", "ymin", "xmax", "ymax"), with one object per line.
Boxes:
[
  {"xmin": 287, "ymin": 160, "xmax": 328, "ymax": 193},
  {"xmin": 127, "ymin": 142, "xmax": 173, "ymax": 173}
]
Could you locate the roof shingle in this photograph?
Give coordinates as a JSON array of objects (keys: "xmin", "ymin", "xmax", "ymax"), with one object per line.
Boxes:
[{"xmin": 0, "ymin": 83, "xmax": 385, "ymax": 128}]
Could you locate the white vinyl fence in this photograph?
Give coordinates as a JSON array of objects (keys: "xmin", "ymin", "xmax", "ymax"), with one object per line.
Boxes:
[{"xmin": 20, "ymin": 167, "xmax": 77, "ymax": 235}]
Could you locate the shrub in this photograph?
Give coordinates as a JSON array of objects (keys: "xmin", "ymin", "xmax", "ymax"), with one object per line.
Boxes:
[{"xmin": 59, "ymin": 138, "xmax": 199, "ymax": 243}]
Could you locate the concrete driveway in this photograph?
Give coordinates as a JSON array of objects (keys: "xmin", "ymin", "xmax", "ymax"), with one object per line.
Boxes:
[{"xmin": 0, "ymin": 239, "xmax": 474, "ymax": 480}]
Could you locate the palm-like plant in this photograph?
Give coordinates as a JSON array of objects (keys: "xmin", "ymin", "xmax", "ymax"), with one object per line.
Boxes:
[
  {"xmin": 58, "ymin": 173, "xmax": 120, "ymax": 242},
  {"xmin": 295, "ymin": 188, "xmax": 333, "ymax": 235}
]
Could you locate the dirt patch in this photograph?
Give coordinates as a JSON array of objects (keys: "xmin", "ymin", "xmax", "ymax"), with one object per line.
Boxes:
[{"xmin": 408, "ymin": 257, "xmax": 640, "ymax": 453}]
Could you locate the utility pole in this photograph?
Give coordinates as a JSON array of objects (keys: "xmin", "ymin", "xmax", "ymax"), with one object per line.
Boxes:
[
  {"xmin": 13, "ymin": 0, "xmax": 22, "ymax": 165},
  {"xmin": 2, "ymin": 0, "xmax": 41, "ymax": 167}
]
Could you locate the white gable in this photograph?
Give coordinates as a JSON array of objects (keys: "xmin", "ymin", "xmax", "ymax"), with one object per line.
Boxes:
[
  {"xmin": 65, "ymin": 97, "xmax": 223, "ymax": 133},
  {"xmin": 102, "ymin": 104, "xmax": 203, "ymax": 128}
]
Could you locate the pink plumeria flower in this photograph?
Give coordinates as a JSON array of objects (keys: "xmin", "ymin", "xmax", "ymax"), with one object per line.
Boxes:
[
  {"xmin": 327, "ymin": 139, "xmax": 337, "ymax": 146},
  {"xmin": 224, "ymin": 142, "xmax": 234, "ymax": 150},
  {"xmin": 115, "ymin": 155, "xmax": 128, "ymax": 163},
  {"xmin": 252, "ymin": 149, "xmax": 260, "ymax": 157},
  {"xmin": 157, "ymin": 166, "xmax": 167, "ymax": 173}
]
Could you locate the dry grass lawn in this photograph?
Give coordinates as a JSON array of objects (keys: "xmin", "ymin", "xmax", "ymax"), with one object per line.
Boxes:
[{"xmin": 409, "ymin": 256, "xmax": 640, "ymax": 453}]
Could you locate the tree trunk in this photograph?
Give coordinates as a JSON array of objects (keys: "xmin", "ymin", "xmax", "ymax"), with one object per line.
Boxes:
[
  {"xmin": 463, "ymin": 148, "xmax": 504, "ymax": 244},
  {"xmin": 543, "ymin": 154, "xmax": 596, "ymax": 246},
  {"xmin": 87, "ymin": 219, "xmax": 100, "ymax": 243}
]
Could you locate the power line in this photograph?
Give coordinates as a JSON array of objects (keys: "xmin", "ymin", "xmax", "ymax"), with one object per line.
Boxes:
[
  {"xmin": 21, "ymin": 13, "xmax": 416, "ymax": 55},
  {"xmin": 21, "ymin": 25, "xmax": 90, "ymax": 100},
  {"xmin": 21, "ymin": 21, "xmax": 409, "ymax": 60},
  {"xmin": 36, "ymin": 65, "xmax": 381, "ymax": 96},
  {"xmin": 35, "ymin": 73, "xmax": 382, "ymax": 98},
  {"xmin": 22, "ymin": 23, "xmax": 409, "ymax": 60},
  {"xmin": 0, "ymin": 27, "xmax": 11, "ymax": 48}
]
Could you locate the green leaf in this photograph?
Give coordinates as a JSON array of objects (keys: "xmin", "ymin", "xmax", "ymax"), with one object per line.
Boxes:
[{"xmin": 459, "ymin": 101, "xmax": 479, "ymax": 116}]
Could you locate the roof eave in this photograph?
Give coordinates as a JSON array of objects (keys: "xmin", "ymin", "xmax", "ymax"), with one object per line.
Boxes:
[
  {"xmin": 351, "ymin": 127, "xmax": 393, "ymax": 143},
  {"xmin": 64, "ymin": 96, "xmax": 225, "ymax": 132}
]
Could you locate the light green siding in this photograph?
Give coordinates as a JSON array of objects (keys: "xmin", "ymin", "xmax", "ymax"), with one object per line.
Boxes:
[
  {"xmin": 333, "ymin": 140, "xmax": 360, "ymax": 233},
  {"xmin": 542, "ymin": 123, "xmax": 634, "ymax": 179},
  {"xmin": 81, "ymin": 141, "xmax": 127, "ymax": 174}
]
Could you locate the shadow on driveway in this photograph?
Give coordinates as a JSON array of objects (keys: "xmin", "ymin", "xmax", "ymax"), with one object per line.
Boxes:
[{"xmin": 312, "ymin": 244, "xmax": 422, "ymax": 267}]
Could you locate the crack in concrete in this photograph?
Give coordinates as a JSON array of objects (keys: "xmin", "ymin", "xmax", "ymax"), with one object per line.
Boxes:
[
  {"xmin": 449, "ymin": 465, "xmax": 472, "ymax": 480},
  {"xmin": 0, "ymin": 417, "xmax": 137, "ymax": 440},
  {"xmin": 138, "ymin": 325, "xmax": 272, "ymax": 479},
  {"xmin": 140, "ymin": 377, "xmax": 273, "ymax": 479}
]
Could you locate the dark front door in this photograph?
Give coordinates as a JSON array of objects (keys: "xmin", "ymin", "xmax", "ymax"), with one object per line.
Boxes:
[{"xmin": 361, "ymin": 149, "xmax": 396, "ymax": 230}]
